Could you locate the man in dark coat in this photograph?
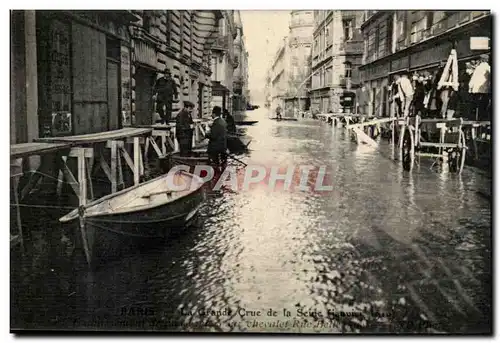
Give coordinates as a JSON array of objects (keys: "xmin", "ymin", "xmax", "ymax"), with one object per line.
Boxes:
[
  {"xmin": 175, "ymin": 101, "xmax": 195, "ymax": 156},
  {"xmin": 223, "ymin": 109, "xmax": 236, "ymax": 133},
  {"xmin": 153, "ymin": 68, "xmax": 178, "ymax": 124},
  {"xmin": 206, "ymin": 106, "xmax": 227, "ymax": 165}
]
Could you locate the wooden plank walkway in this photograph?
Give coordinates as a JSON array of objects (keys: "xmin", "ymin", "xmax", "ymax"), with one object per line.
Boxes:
[
  {"xmin": 11, "ymin": 142, "xmax": 72, "ymax": 159},
  {"xmin": 34, "ymin": 128, "xmax": 152, "ymax": 144}
]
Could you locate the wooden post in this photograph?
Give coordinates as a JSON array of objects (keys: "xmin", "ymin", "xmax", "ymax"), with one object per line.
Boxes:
[
  {"xmin": 77, "ymin": 148, "xmax": 91, "ymax": 266},
  {"xmin": 399, "ymin": 123, "xmax": 406, "ymax": 161},
  {"xmin": 12, "ymin": 175, "xmax": 24, "ymax": 253},
  {"xmin": 133, "ymin": 137, "xmax": 140, "ymax": 185},
  {"xmin": 110, "ymin": 140, "xmax": 117, "ymax": 193},
  {"xmin": 173, "ymin": 127, "xmax": 179, "ymax": 152},
  {"xmin": 161, "ymin": 133, "xmax": 167, "ymax": 156},
  {"xmin": 195, "ymin": 123, "xmax": 200, "ymax": 143}
]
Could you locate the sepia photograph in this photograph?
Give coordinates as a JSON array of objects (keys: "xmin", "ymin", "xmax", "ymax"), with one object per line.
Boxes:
[{"xmin": 9, "ymin": 8, "xmax": 492, "ymax": 335}]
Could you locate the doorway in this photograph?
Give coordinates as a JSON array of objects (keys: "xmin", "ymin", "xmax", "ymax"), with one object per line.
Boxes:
[
  {"xmin": 135, "ymin": 66, "xmax": 156, "ymax": 125},
  {"xmin": 107, "ymin": 61, "xmax": 120, "ymax": 130}
]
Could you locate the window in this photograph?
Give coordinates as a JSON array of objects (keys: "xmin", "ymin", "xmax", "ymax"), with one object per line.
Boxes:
[
  {"xmin": 344, "ymin": 62, "xmax": 352, "ymax": 78},
  {"xmin": 143, "ymin": 11, "xmax": 155, "ymax": 34},
  {"xmin": 410, "ymin": 11, "xmax": 428, "ymax": 43},
  {"xmin": 343, "ymin": 19, "xmax": 353, "ymax": 41},
  {"xmin": 166, "ymin": 11, "xmax": 172, "ymax": 46}
]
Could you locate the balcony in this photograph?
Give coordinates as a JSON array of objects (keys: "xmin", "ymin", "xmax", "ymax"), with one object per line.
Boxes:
[{"xmin": 211, "ymin": 35, "xmax": 229, "ymax": 51}]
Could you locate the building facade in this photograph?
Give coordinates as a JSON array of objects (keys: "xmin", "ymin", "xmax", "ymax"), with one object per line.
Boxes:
[
  {"xmin": 210, "ymin": 10, "xmax": 238, "ymax": 114},
  {"xmin": 232, "ymin": 11, "xmax": 250, "ymax": 112},
  {"xmin": 10, "ymin": 10, "xmax": 139, "ymax": 143},
  {"xmin": 269, "ymin": 36, "xmax": 289, "ymax": 111},
  {"xmin": 268, "ymin": 11, "xmax": 314, "ymax": 116},
  {"xmin": 309, "ymin": 10, "xmax": 364, "ymax": 114},
  {"xmin": 358, "ymin": 10, "xmax": 491, "ymax": 117},
  {"xmin": 130, "ymin": 10, "xmax": 223, "ymax": 124},
  {"xmin": 283, "ymin": 10, "xmax": 314, "ymax": 115},
  {"xmin": 10, "ymin": 9, "xmax": 227, "ymax": 144}
]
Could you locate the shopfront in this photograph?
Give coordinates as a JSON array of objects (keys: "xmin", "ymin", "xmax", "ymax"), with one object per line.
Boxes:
[{"xmin": 36, "ymin": 11, "xmax": 136, "ymax": 137}]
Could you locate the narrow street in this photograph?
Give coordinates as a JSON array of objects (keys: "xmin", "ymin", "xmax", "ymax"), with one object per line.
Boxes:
[{"xmin": 11, "ymin": 108, "xmax": 491, "ymax": 333}]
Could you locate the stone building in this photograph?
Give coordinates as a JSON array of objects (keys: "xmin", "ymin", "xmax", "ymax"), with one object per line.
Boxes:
[
  {"xmin": 268, "ymin": 11, "xmax": 314, "ymax": 116},
  {"xmin": 282, "ymin": 10, "xmax": 314, "ymax": 115},
  {"xmin": 130, "ymin": 10, "xmax": 224, "ymax": 125},
  {"xmin": 232, "ymin": 11, "xmax": 250, "ymax": 113},
  {"xmin": 210, "ymin": 10, "xmax": 238, "ymax": 114},
  {"xmin": 358, "ymin": 10, "xmax": 491, "ymax": 117},
  {"xmin": 10, "ymin": 10, "xmax": 139, "ymax": 143},
  {"xmin": 10, "ymin": 9, "xmax": 229, "ymax": 144},
  {"xmin": 269, "ymin": 36, "xmax": 289, "ymax": 111},
  {"xmin": 309, "ymin": 10, "xmax": 364, "ymax": 114}
]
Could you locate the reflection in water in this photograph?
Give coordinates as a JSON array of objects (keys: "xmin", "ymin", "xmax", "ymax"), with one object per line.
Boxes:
[{"xmin": 11, "ymin": 109, "xmax": 491, "ymax": 333}]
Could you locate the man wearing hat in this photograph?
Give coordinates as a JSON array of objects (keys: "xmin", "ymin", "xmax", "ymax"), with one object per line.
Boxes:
[
  {"xmin": 153, "ymin": 67, "xmax": 178, "ymax": 124},
  {"xmin": 206, "ymin": 106, "xmax": 228, "ymax": 165},
  {"xmin": 175, "ymin": 101, "xmax": 195, "ymax": 156}
]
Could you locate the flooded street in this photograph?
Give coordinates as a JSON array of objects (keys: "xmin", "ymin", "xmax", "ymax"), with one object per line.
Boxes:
[{"xmin": 11, "ymin": 109, "xmax": 491, "ymax": 333}]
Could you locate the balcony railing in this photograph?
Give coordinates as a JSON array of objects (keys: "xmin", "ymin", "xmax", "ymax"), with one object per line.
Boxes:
[
  {"xmin": 211, "ymin": 35, "xmax": 229, "ymax": 51},
  {"xmin": 402, "ymin": 11, "xmax": 489, "ymax": 51}
]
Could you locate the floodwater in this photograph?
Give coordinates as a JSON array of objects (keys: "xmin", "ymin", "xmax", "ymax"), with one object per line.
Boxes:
[{"xmin": 11, "ymin": 109, "xmax": 492, "ymax": 333}]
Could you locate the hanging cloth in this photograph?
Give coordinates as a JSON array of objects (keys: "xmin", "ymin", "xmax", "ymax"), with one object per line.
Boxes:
[{"xmin": 469, "ymin": 61, "xmax": 490, "ymax": 94}]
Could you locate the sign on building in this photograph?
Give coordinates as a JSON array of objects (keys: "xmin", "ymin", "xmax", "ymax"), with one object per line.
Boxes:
[{"xmin": 470, "ymin": 37, "xmax": 490, "ymax": 50}]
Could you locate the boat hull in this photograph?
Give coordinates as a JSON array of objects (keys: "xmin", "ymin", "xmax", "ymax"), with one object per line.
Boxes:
[
  {"xmin": 269, "ymin": 117, "xmax": 298, "ymax": 121},
  {"xmin": 84, "ymin": 186, "xmax": 205, "ymax": 238},
  {"xmin": 235, "ymin": 120, "xmax": 258, "ymax": 126}
]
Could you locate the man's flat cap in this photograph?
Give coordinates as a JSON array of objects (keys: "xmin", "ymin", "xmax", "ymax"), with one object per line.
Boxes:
[{"xmin": 183, "ymin": 101, "xmax": 195, "ymax": 108}]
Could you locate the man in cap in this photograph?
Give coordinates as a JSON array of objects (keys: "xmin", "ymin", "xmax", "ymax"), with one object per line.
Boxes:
[
  {"xmin": 153, "ymin": 67, "xmax": 178, "ymax": 124},
  {"xmin": 206, "ymin": 106, "xmax": 228, "ymax": 165},
  {"xmin": 175, "ymin": 101, "xmax": 195, "ymax": 156}
]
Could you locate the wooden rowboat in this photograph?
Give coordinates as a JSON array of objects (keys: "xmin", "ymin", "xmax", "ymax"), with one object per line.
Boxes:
[
  {"xmin": 60, "ymin": 171, "xmax": 205, "ymax": 237},
  {"xmin": 170, "ymin": 149, "xmax": 211, "ymax": 168},
  {"xmin": 235, "ymin": 120, "xmax": 258, "ymax": 126},
  {"xmin": 269, "ymin": 117, "xmax": 298, "ymax": 121},
  {"xmin": 59, "ymin": 171, "xmax": 206, "ymax": 265}
]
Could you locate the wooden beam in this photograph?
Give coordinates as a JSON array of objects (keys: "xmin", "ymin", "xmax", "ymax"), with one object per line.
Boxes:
[
  {"xmin": 120, "ymin": 145, "xmax": 135, "ymax": 172},
  {"xmin": 346, "ymin": 117, "xmax": 396, "ymax": 129},
  {"xmin": 99, "ymin": 154, "xmax": 112, "ymax": 182},
  {"xmin": 11, "ymin": 175, "xmax": 24, "ymax": 253},
  {"xmin": 61, "ymin": 160, "xmax": 80, "ymax": 197},
  {"xmin": 133, "ymin": 137, "xmax": 140, "ymax": 185},
  {"xmin": 149, "ymin": 137, "xmax": 164, "ymax": 158},
  {"xmin": 110, "ymin": 140, "xmax": 117, "ymax": 193},
  {"xmin": 351, "ymin": 127, "xmax": 379, "ymax": 148}
]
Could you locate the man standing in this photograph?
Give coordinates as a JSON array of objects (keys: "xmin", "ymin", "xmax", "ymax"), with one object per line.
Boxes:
[
  {"xmin": 175, "ymin": 101, "xmax": 195, "ymax": 157},
  {"xmin": 393, "ymin": 74, "xmax": 414, "ymax": 118},
  {"xmin": 153, "ymin": 68, "xmax": 178, "ymax": 124},
  {"xmin": 206, "ymin": 106, "xmax": 228, "ymax": 165}
]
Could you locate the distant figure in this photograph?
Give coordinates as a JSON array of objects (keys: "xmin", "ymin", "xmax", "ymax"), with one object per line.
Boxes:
[
  {"xmin": 206, "ymin": 106, "xmax": 228, "ymax": 165},
  {"xmin": 223, "ymin": 109, "xmax": 236, "ymax": 133},
  {"xmin": 153, "ymin": 68, "xmax": 178, "ymax": 123},
  {"xmin": 275, "ymin": 105, "xmax": 282, "ymax": 120},
  {"xmin": 175, "ymin": 101, "xmax": 195, "ymax": 157}
]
